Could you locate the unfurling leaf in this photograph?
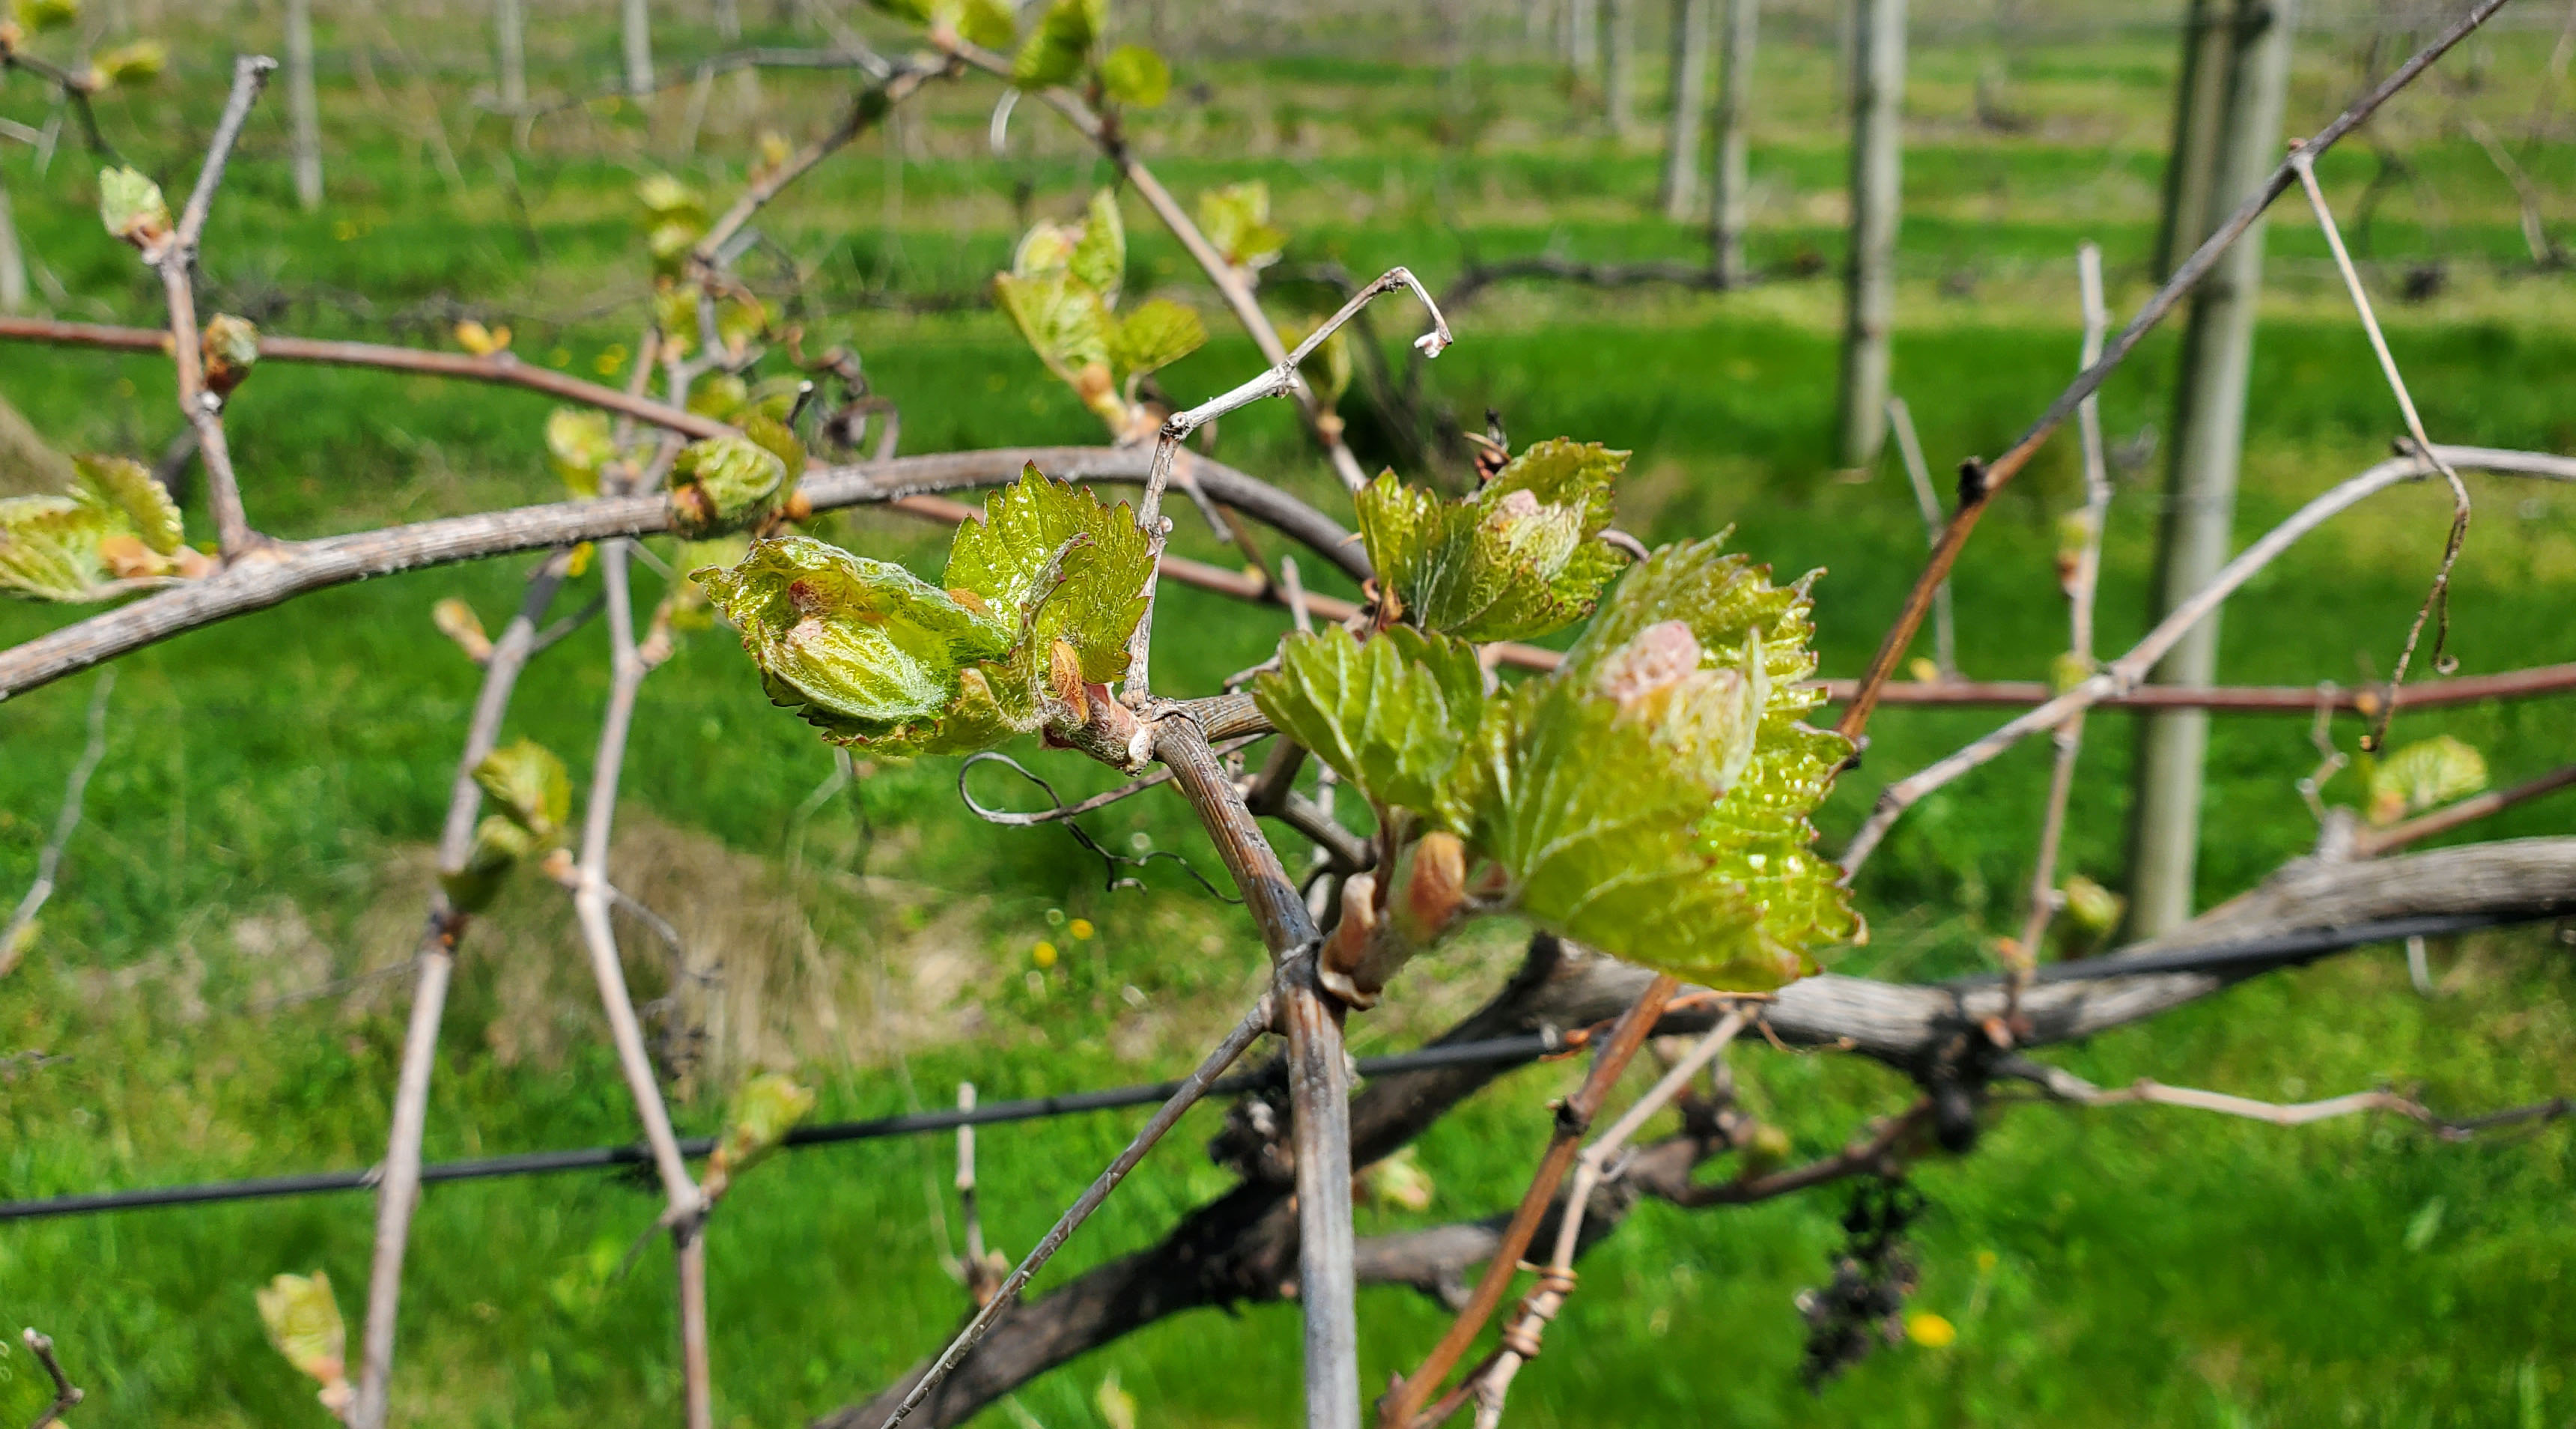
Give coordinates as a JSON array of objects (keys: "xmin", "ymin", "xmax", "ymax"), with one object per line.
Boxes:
[
  {"xmin": 1281, "ymin": 315, "xmax": 1352, "ymax": 409},
  {"xmin": 703, "ymin": 1072, "xmax": 817, "ymax": 1200},
  {"xmin": 942, "ymin": 464, "xmax": 1153, "ymax": 685},
  {"xmin": 453, "ymin": 319, "xmax": 511, "ymax": 356},
  {"xmin": 699, "ymin": 467, "xmax": 1150, "ymax": 755},
  {"xmin": 666, "ymin": 435, "xmax": 787, "ymax": 537},
  {"xmin": 1358, "ymin": 1144, "xmax": 1436, "ymax": 1213},
  {"xmin": 200, "ymin": 313, "xmax": 261, "ymax": 398},
  {"xmin": 1254, "ymin": 625, "xmax": 1483, "ymax": 816},
  {"xmin": 695, "ymin": 536, "xmax": 1015, "ymax": 748},
  {"xmin": 1108, "ymin": 297, "xmax": 1206, "ymax": 382},
  {"xmin": 1068, "ymin": 187, "xmax": 1125, "ymax": 303},
  {"xmin": 16, "ymin": 0, "xmax": 76, "ymax": 33},
  {"xmin": 1195, "ymin": 181, "xmax": 1287, "ymax": 275},
  {"xmin": 89, "ymin": 39, "xmax": 167, "ymax": 86},
  {"xmin": 432, "ymin": 597, "xmax": 493, "ymax": 662},
  {"xmin": 97, "ymin": 165, "xmax": 170, "ymax": 249},
  {"xmin": 255, "ymin": 1271, "xmax": 353, "ymax": 1416},
  {"xmin": 688, "ymin": 372, "xmax": 750, "ymax": 421},
  {"xmin": 441, "ymin": 739, "xmax": 569, "ymax": 914},
  {"xmin": 2057, "ymin": 873, "xmax": 2124, "ymax": 949},
  {"xmin": 2365, "ymin": 735, "xmax": 2487, "ymax": 826},
  {"xmin": 635, "ymin": 172, "xmax": 705, "ymax": 222},
  {"xmin": 1011, "ymin": 0, "xmax": 1102, "ymax": 88},
  {"xmin": 545, "ymin": 408, "xmax": 618, "ymax": 496},
  {"xmin": 956, "ymin": 0, "xmax": 1016, "ymax": 48},
  {"xmin": 1358, "ymin": 438, "xmax": 1631, "ymax": 642},
  {"xmin": 0, "ymin": 456, "xmax": 191, "ymax": 601},
  {"xmin": 1268, "ymin": 532, "xmax": 1854, "ymax": 992},
  {"xmin": 1100, "ymin": 43, "xmax": 1172, "ymax": 108}
]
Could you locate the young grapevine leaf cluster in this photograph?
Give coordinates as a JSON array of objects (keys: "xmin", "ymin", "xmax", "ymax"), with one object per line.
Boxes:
[
  {"xmin": 0, "ymin": 455, "xmax": 208, "ymax": 601},
  {"xmin": 1258, "ymin": 451, "xmax": 1859, "ymax": 989},
  {"xmin": 696, "ymin": 466, "xmax": 1151, "ymax": 756},
  {"xmin": 993, "ymin": 189, "xmax": 1208, "ymax": 440}
]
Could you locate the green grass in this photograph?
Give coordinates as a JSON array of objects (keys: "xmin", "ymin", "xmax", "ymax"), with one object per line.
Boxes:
[{"xmin": 4, "ymin": 10, "xmax": 2576, "ymax": 1428}]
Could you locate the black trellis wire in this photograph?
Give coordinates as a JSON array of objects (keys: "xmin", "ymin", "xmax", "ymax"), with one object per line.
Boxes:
[{"xmin": 0, "ymin": 909, "xmax": 2551, "ymax": 1225}]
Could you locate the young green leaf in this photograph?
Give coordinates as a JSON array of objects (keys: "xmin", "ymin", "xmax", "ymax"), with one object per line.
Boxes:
[
  {"xmin": 1108, "ymin": 297, "xmax": 1207, "ymax": 384},
  {"xmin": 1194, "ymin": 181, "xmax": 1288, "ymax": 275},
  {"xmin": 544, "ymin": 408, "xmax": 617, "ymax": 497},
  {"xmin": 993, "ymin": 271, "xmax": 1115, "ymax": 417},
  {"xmin": 1356, "ymin": 438, "xmax": 1630, "ymax": 643},
  {"xmin": 1068, "ymin": 187, "xmax": 1126, "ymax": 305},
  {"xmin": 1254, "ymin": 625, "xmax": 1484, "ymax": 816},
  {"xmin": 73, "ymin": 454, "xmax": 183, "ymax": 556},
  {"xmin": 944, "ymin": 465, "xmax": 1152, "ymax": 684},
  {"xmin": 97, "ymin": 165, "xmax": 170, "ymax": 249},
  {"xmin": 90, "ymin": 38, "xmax": 166, "ymax": 85},
  {"xmin": 1010, "ymin": 0, "xmax": 1102, "ymax": 88},
  {"xmin": 0, "ymin": 457, "xmax": 193, "ymax": 601},
  {"xmin": 667, "ymin": 434, "xmax": 788, "ymax": 537},
  {"xmin": 703, "ymin": 1072, "xmax": 818, "ymax": 1200},
  {"xmin": 200, "ymin": 313, "xmax": 261, "ymax": 398},
  {"xmin": 956, "ymin": 0, "xmax": 1016, "ymax": 48},
  {"xmin": 1100, "ymin": 43, "xmax": 1172, "ymax": 107},
  {"xmin": 475, "ymin": 738, "xmax": 571, "ymax": 836},
  {"xmin": 696, "ymin": 536, "xmax": 1015, "ymax": 744},
  {"xmin": 2366, "ymin": 735, "xmax": 2487, "ymax": 825},
  {"xmin": 255, "ymin": 1271, "xmax": 353, "ymax": 1418}
]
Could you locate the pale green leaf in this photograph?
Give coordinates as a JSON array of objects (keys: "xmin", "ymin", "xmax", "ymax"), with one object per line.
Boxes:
[
  {"xmin": 993, "ymin": 272, "xmax": 1113, "ymax": 387},
  {"xmin": 943, "ymin": 465, "xmax": 1152, "ymax": 684},
  {"xmin": 1011, "ymin": 0, "xmax": 1101, "ymax": 88},
  {"xmin": 667, "ymin": 434, "xmax": 787, "ymax": 537},
  {"xmin": 705, "ymin": 1072, "xmax": 817, "ymax": 1196},
  {"xmin": 1355, "ymin": 439, "xmax": 1630, "ymax": 643},
  {"xmin": 956, "ymin": 0, "xmax": 1016, "ymax": 48},
  {"xmin": 2366, "ymin": 735, "xmax": 2487, "ymax": 825},
  {"xmin": 1108, "ymin": 298, "xmax": 1206, "ymax": 383},
  {"xmin": 1194, "ymin": 181, "xmax": 1287, "ymax": 273},
  {"xmin": 1100, "ymin": 43, "xmax": 1171, "ymax": 108},
  {"xmin": 255, "ymin": 1271, "xmax": 347, "ymax": 1389},
  {"xmin": 97, "ymin": 164, "xmax": 168, "ymax": 248},
  {"xmin": 474, "ymin": 738, "xmax": 571, "ymax": 836},
  {"xmin": 0, "ymin": 496, "xmax": 110, "ymax": 601},
  {"xmin": 73, "ymin": 454, "xmax": 182, "ymax": 555},
  {"xmin": 546, "ymin": 408, "xmax": 616, "ymax": 497},
  {"xmin": 1069, "ymin": 187, "xmax": 1126, "ymax": 305},
  {"xmin": 1254, "ymin": 625, "xmax": 1484, "ymax": 816},
  {"xmin": 696, "ymin": 536, "xmax": 1016, "ymax": 745}
]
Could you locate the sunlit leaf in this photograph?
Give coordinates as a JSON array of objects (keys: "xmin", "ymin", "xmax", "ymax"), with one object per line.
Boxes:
[
  {"xmin": 73, "ymin": 454, "xmax": 182, "ymax": 556},
  {"xmin": 667, "ymin": 435, "xmax": 787, "ymax": 537},
  {"xmin": 1011, "ymin": 0, "xmax": 1102, "ymax": 88},
  {"xmin": 1254, "ymin": 625, "xmax": 1483, "ymax": 816},
  {"xmin": 696, "ymin": 535, "xmax": 1015, "ymax": 746},
  {"xmin": 944, "ymin": 465, "xmax": 1152, "ymax": 684},
  {"xmin": 1100, "ymin": 43, "xmax": 1171, "ymax": 108},
  {"xmin": 546, "ymin": 408, "xmax": 616, "ymax": 497},
  {"xmin": 704, "ymin": 1072, "xmax": 817, "ymax": 1198},
  {"xmin": 956, "ymin": 0, "xmax": 1016, "ymax": 48},
  {"xmin": 2366, "ymin": 735, "xmax": 2487, "ymax": 825},
  {"xmin": 475, "ymin": 738, "xmax": 571, "ymax": 835},
  {"xmin": 1194, "ymin": 181, "xmax": 1287, "ymax": 274},
  {"xmin": 1356, "ymin": 438, "xmax": 1630, "ymax": 643},
  {"xmin": 1069, "ymin": 187, "xmax": 1125, "ymax": 305},
  {"xmin": 90, "ymin": 39, "xmax": 166, "ymax": 86},
  {"xmin": 0, "ymin": 457, "xmax": 191, "ymax": 601},
  {"xmin": 16, "ymin": 0, "xmax": 77, "ymax": 34},
  {"xmin": 1108, "ymin": 297, "xmax": 1206, "ymax": 383},
  {"xmin": 97, "ymin": 165, "xmax": 169, "ymax": 249},
  {"xmin": 255, "ymin": 1271, "xmax": 348, "ymax": 1398}
]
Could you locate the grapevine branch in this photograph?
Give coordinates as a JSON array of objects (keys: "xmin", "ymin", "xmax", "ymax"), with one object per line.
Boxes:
[
  {"xmin": 19, "ymin": 1327, "xmax": 83, "ymax": 1429},
  {"xmin": 350, "ymin": 551, "xmax": 575, "ymax": 1429},
  {"xmin": 2291, "ymin": 148, "xmax": 2471, "ymax": 751},
  {"xmin": 151, "ymin": 55, "xmax": 278, "ymax": 562},
  {"xmin": 1839, "ymin": 446, "xmax": 2576, "ymax": 873},
  {"xmin": 0, "ymin": 669, "xmax": 112, "ymax": 978},
  {"xmin": 2010, "ymin": 242, "xmax": 2113, "ymax": 981},
  {"xmin": 1835, "ymin": 0, "xmax": 2515, "ymax": 744}
]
